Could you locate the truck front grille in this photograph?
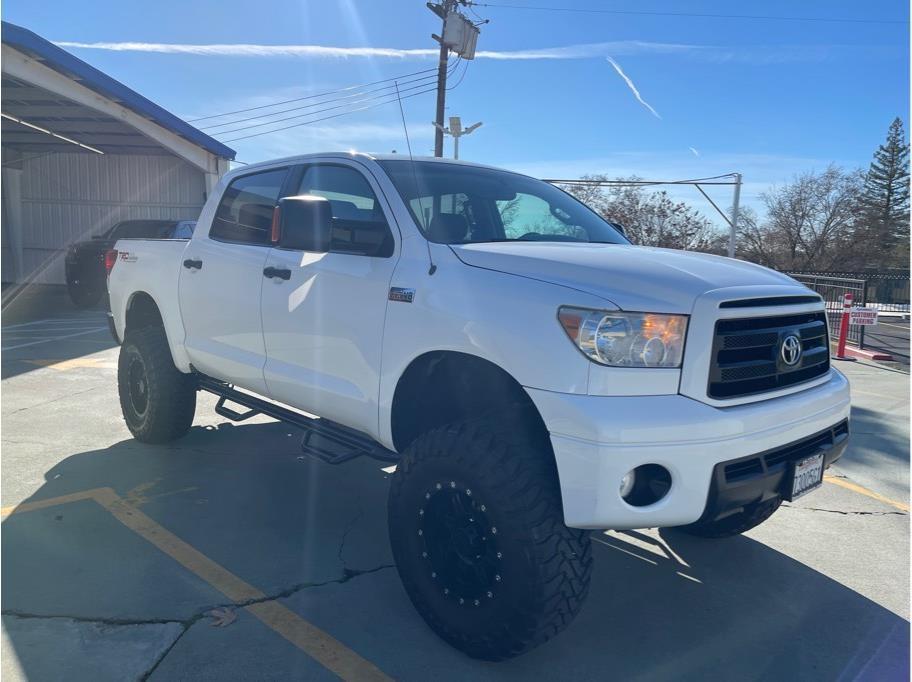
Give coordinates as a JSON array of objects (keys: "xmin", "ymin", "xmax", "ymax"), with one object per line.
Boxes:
[{"xmin": 708, "ymin": 311, "xmax": 830, "ymax": 399}]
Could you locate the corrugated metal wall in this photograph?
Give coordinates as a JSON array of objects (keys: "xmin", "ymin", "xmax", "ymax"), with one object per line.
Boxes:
[{"xmin": 15, "ymin": 152, "xmax": 206, "ymax": 284}]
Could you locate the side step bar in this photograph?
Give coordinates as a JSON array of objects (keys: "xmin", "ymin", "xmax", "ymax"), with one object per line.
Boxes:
[{"xmin": 196, "ymin": 375, "xmax": 398, "ymax": 465}]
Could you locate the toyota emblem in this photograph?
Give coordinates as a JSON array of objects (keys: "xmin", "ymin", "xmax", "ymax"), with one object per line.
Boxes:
[{"xmin": 781, "ymin": 334, "xmax": 802, "ymax": 366}]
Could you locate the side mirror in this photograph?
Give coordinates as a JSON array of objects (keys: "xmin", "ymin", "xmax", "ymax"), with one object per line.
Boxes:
[
  {"xmin": 272, "ymin": 195, "xmax": 333, "ymax": 251},
  {"xmin": 608, "ymin": 221, "xmax": 627, "ymax": 237}
]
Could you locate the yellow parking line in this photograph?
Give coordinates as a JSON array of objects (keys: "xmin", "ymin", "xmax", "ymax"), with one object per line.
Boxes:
[
  {"xmin": 25, "ymin": 358, "xmax": 118, "ymax": 372},
  {"xmin": 0, "ymin": 488, "xmax": 105, "ymax": 517},
  {"xmin": 824, "ymin": 475, "xmax": 909, "ymax": 512},
  {"xmin": 2, "ymin": 487, "xmax": 392, "ymax": 681}
]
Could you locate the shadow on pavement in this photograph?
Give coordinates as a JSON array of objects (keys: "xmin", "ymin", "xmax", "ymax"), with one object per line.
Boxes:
[{"xmin": 2, "ymin": 421, "xmax": 909, "ymax": 680}]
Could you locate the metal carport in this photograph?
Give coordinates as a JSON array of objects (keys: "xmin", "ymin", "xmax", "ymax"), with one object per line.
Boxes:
[{"xmin": 1, "ymin": 21, "xmax": 235, "ymax": 286}]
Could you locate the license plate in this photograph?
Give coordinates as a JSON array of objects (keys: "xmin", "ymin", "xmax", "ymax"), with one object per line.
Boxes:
[{"xmin": 788, "ymin": 452, "xmax": 825, "ymax": 501}]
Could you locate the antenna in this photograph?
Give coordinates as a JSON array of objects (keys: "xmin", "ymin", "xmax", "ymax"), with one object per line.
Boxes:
[{"xmin": 394, "ymin": 80, "xmax": 437, "ymax": 275}]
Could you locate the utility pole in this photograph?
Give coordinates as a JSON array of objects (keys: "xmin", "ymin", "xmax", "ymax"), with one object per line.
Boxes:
[
  {"xmin": 427, "ymin": 1, "xmax": 481, "ymax": 157},
  {"xmin": 433, "ymin": 116, "xmax": 483, "ymax": 159},
  {"xmin": 429, "ymin": 0, "xmax": 456, "ymax": 157},
  {"xmin": 728, "ymin": 172, "xmax": 742, "ymax": 258}
]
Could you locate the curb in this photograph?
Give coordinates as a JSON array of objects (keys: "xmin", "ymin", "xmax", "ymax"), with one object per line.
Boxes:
[{"xmin": 838, "ymin": 345, "xmax": 895, "ymax": 362}]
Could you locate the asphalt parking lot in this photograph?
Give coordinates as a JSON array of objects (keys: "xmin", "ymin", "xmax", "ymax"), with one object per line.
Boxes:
[
  {"xmin": 2, "ymin": 290, "xmax": 910, "ymax": 681},
  {"xmin": 863, "ymin": 317, "xmax": 910, "ymax": 366}
]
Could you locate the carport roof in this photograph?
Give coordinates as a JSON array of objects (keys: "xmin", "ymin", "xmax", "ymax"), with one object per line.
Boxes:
[{"xmin": 1, "ymin": 21, "xmax": 235, "ymax": 160}]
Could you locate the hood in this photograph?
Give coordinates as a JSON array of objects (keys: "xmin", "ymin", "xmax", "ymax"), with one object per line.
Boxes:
[{"xmin": 450, "ymin": 242, "xmax": 801, "ymax": 313}]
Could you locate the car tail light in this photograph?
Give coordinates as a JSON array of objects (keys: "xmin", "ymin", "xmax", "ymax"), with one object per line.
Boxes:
[{"xmin": 104, "ymin": 249, "xmax": 119, "ymax": 275}]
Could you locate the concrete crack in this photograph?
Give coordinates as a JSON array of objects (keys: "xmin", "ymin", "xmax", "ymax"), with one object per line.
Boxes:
[
  {"xmin": 3, "ymin": 563, "xmax": 396, "ymax": 679},
  {"xmin": 784, "ymin": 506, "xmax": 907, "ymax": 517},
  {"xmin": 1, "ymin": 610, "xmax": 186, "ymax": 627},
  {"xmin": 338, "ymin": 505, "xmax": 364, "ymax": 573}
]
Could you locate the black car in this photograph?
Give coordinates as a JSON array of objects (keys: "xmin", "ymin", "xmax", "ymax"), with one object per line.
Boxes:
[{"xmin": 64, "ymin": 219, "xmax": 196, "ymax": 308}]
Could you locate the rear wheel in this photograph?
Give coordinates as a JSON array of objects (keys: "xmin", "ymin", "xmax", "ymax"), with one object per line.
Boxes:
[
  {"xmin": 676, "ymin": 497, "xmax": 782, "ymax": 538},
  {"xmin": 67, "ymin": 280, "xmax": 102, "ymax": 308},
  {"xmin": 388, "ymin": 421, "xmax": 592, "ymax": 661},
  {"xmin": 118, "ymin": 326, "xmax": 196, "ymax": 443}
]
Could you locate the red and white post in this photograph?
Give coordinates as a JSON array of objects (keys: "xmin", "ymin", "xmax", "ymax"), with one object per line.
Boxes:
[{"xmin": 833, "ymin": 292, "xmax": 856, "ymax": 361}]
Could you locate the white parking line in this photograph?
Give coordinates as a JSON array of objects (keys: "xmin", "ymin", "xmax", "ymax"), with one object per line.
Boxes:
[
  {"xmin": 2, "ymin": 317, "xmax": 107, "ymax": 330},
  {"xmin": 1, "ymin": 327, "xmax": 108, "ymax": 351},
  {"xmin": 4, "ymin": 326, "xmax": 109, "ymax": 334}
]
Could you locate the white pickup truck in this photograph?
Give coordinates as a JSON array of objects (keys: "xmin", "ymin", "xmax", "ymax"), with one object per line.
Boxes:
[{"xmin": 107, "ymin": 153, "xmax": 851, "ymax": 660}]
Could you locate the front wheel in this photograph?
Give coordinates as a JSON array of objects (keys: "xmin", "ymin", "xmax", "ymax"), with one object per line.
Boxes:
[
  {"xmin": 388, "ymin": 421, "xmax": 592, "ymax": 661},
  {"xmin": 118, "ymin": 326, "xmax": 196, "ymax": 443},
  {"xmin": 676, "ymin": 497, "xmax": 782, "ymax": 538}
]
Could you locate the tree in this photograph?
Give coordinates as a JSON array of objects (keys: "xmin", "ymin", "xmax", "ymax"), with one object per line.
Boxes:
[
  {"xmin": 856, "ymin": 118, "xmax": 910, "ymax": 267},
  {"xmin": 736, "ymin": 166, "xmax": 863, "ymax": 270},
  {"xmin": 563, "ymin": 176, "xmax": 725, "ymax": 252}
]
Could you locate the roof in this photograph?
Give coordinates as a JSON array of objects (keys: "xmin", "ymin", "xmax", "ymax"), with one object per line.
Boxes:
[
  {"xmin": 221, "ymin": 152, "xmax": 514, "ymax": 181},
  {"xmin": 1, "ymin": 21, "xmax": 235, "ymax": 160}
]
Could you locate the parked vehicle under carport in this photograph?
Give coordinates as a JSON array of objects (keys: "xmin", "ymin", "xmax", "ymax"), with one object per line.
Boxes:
[{"xmin": 65, "ymin": 220, "xmax": 195, "ymax": 308}]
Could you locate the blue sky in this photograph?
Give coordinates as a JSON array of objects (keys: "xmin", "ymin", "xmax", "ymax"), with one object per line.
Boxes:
[{"xmin": 3, "ymin": 0, "xmax": 909, "ymax": 218}]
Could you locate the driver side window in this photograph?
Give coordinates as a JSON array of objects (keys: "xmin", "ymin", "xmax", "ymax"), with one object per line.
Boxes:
[
  {"xmin": 497, "ymin": 193, "xmax": 586, "ymax": 240},
  {"xmin": 297, "ymin": 164, "xmax": 394, "ymax": 257}
]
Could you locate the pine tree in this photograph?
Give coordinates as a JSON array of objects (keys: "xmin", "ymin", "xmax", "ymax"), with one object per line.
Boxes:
[{"xmin": 859, "ymin": 118, "xmax": 910, "ymax": 267}]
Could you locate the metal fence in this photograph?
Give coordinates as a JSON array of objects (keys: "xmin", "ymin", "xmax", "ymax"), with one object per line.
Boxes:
[
  {"xmin": 788, "ymin": 270, "xmax": 910, "ymax": 313},
  {"xmin": 787, "ymin": 274, "xmax": 868, "ymax": 346}
]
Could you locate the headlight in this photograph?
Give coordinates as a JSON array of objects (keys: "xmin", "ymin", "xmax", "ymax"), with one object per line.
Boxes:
[{"xmin": 558, "ymin": 307, "xmax": 688, "ymax": 368}]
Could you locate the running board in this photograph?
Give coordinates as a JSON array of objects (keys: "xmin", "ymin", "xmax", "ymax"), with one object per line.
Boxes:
[{"xmin": 196, "ymin": 375, "xmax": 398, "ymax": 465}]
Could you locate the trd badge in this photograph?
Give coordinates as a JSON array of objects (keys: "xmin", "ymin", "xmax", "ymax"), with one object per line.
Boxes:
[{"xmin": 388, "ymin": 287, "xmax": 415, "ymax": 303}]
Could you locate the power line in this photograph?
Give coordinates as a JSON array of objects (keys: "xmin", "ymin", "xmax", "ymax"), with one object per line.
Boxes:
[
  {"xmin": 213, "ymin": 77, "xmax": 443, "ymax": 138},
  {"xmin": 200, "ymin": 70, "xmax": 442, "ymax": 131},
  {"xmin": 221, "ymin": 86, "xmax": 438, "ymax": 143},
  {"xmin": 194, "ymin": 61, "xmax": 459, "ymax": 134},
  {"xmin": 549, "ymin": 173, "xmax": 740, "ymax": 186},
  {"xmin": 187, "ymin": 65, "xmax": 438, "ymax": 123},
  {"xmin": 447, "ymin": 58, "xmax": 471, "ymax": 90},
  {"xmin": 469, "ymin": 2, "xmax": 906, "ymax": 25}
]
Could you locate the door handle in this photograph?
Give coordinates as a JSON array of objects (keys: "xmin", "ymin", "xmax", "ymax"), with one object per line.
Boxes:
[
  {"xmin": 182, "ymin": 258, "xmax": 203, "ymax": 270},
  {"xmin": 263, "ymin": 266, "xmax": 291, "ymax": 281}
]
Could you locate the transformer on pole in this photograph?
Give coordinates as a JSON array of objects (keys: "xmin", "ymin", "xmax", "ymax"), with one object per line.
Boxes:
[{"xmin": 427, "ymin": 1, "xmax": 481, "ymax": 157}]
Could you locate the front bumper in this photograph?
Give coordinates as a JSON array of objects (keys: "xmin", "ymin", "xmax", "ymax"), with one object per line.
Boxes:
[
  {"xmin": 698, "ymin": 419, "xmax": 848, "ymax": 524},
  {"xmin": 526, "ymin": 369, "xmax": 851, "ymax": 529}
]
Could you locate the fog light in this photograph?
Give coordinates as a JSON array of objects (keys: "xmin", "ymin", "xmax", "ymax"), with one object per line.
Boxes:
[
  {"xmin": 619, "ymin": 470, "xmax": 636, "ymax": 498},
  {"xmin": 623, "ymin": 464, "xmax": 672, "ymax": 507}
]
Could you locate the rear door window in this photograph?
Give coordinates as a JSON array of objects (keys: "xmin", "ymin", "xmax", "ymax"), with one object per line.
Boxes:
[{"xmin": 210, "ymin": 168, "xmax": 289, "ymax": 245}]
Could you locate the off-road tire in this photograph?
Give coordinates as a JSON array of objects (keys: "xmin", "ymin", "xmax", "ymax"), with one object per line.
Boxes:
[
  {"xmin": 67, "ymin": 281, "xmax": 102, "ymax": 309},
  {"xmin": 676, "ymin": 497, "xmax": 782, "ymax": 538},
  {"xmin": 388, "ymin": 420, "xmax": 592, "ymax": 661},
  {"xmin": 118, "ymin": 326, "xmax": 196, "ymax": 443}
]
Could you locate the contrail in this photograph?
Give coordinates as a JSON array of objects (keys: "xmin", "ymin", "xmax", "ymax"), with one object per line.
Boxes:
[
  {"xmin": 54, "ymin": 40, "xmax": 702, "ymax": 61},
  {"xmin": 606, "ymin": 57, "xmax": 661, "ymax": 119},
  {"xmin": 689, "ymin": 147, "xmax": 700, "ymax": 156}
]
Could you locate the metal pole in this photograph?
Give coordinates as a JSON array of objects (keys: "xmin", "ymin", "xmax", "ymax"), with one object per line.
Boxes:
[
  {"xmin": 453, "ymin": 134, "xmax": 459, "ymax": 160},
  {"xmin": 433, "ymin": 1, "xmax": 453, "ymax": 158},
  {"xmin": 728, "ymin": 172, "xmax": 742, "ymax": 258}
]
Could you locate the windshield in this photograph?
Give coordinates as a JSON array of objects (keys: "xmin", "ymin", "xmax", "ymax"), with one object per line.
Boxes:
[{"xmin": 378, "ymin": 160, "xmax": 628, "ymax": 245}]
